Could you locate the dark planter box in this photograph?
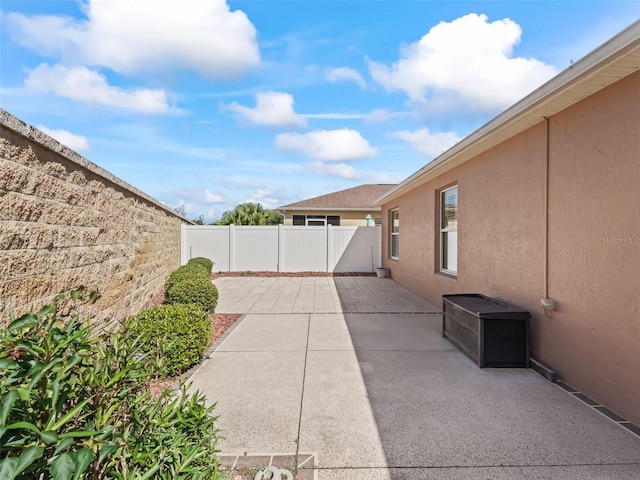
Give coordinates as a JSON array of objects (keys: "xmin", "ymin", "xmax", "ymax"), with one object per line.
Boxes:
[{"xmin": 443, "ymin": 294, "xmax": 531, "ymax": 368}]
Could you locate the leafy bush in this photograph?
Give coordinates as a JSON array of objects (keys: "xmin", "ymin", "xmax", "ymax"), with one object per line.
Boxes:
[
  {"xmin": 187, "ymin": 257, "xmax": 213, "ymax": 275},
  {"xmin": 165, "ymin": 276, "xmax": 219, "ymax": 313},
  {"xmin": 129, "ymin": 304, "xmax": 213, "ymax": 378},
  {"xmin": 0, "ymin": 290, "xmax": 221, "ymax": 480},
  {"xmin": 164, "ymin": 264, "xmax": 208, "ymax": 291}
]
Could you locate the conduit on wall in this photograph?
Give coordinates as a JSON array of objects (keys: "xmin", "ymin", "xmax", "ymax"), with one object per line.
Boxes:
[{"xmin": 544, "ymin": 117, "xmax": 550, "ymax": 302}]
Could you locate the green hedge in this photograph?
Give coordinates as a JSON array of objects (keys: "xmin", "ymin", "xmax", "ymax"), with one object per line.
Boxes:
[
  {"xmin": 165, "ymin": 276, "xmax": 219, "ymax": 312},
  {"xmin": 187, "ymin": 257, "xmax": 213, "ymax": 275},
  {"xmin": 130, "ymin": 303, "xmax": 213, "ymax": 377},
  {"xmin": 165, "ymin": 265, "xmax": 206, "ymax": 291}
]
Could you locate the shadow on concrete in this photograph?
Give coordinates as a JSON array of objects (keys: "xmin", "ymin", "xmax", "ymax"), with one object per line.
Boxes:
[{"xmin": 333, "ymin": 278, "xmax": 640, "ymax": 479}]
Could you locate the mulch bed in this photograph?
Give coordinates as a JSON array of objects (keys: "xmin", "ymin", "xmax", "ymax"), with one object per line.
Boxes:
[{"xmin": 210, "ymin": 313, "xmax": 241, "ymax": 344}]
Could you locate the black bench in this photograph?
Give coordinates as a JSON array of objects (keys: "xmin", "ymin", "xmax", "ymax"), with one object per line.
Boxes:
[{"xmin": 443, "ymin": 294, "xmax": 531, "ymax": 368}]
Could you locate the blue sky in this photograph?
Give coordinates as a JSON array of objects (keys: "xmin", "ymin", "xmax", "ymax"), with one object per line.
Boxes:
[{"xmin": 1, "ymin": 1, "xmax": 638, "ymax": 221}]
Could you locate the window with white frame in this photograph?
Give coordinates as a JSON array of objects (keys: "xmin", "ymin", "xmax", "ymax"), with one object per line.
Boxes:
[
  {"xmin": 292, "ymin": 214, "xmax": 340, "ymax": 226},
  {"xmin": 390, "ymin": 209, "xmax": 399, "ymax": 259},
  {"xmin": 440, "ymin": 186, "xmax": 457, "ymax": 274}
]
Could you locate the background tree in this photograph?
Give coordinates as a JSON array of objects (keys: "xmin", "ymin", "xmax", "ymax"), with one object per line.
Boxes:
[
  {"xmin": 214, "ymin": 202, "xmax": 283, "ymax": 225},
  {"xmin": 174, "ymin": 204, "xmax": 188, "ymax": 217}
]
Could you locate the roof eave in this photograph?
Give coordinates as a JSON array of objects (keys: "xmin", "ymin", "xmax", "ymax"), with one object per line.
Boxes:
[{"xmin": 278, "ymin": 207, "xmax": 382, "ymax": 212}]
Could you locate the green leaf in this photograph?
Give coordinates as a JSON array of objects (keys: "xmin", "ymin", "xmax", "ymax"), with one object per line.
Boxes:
[
  {"xmin": 7, "ymin": 313, "xmax": 39, "ymax": 331},
  {"xmin": 0, "ymin": 457, "xmax": 19, "ymax": 480},
  {"xmin": 16, "ymin": 387, "xmax": 31, "ymax": 402},
  {"xmin": 0, "ymin": 358, "xmax": 18, "ymax": 371},
  {"xmin": 15, "ymin": 446, "xmax": 45, "ymax": 477},
  {"xmin": 88, "ymin": 291, "xmax": 100, "ymax": 304},
  {"xmin": 58, "ymin": 430, "xmax": 99, "ymax": 439},
  {"xmin": 98, "ymin": 442, "xmax": 118, "ymax": 464},
  {"xmin": 41, "ymin": 430, "xmax": 60, "ymax": 444},
  {"xmin": 138, "ymin": 463, "xmax": 161, "ymax": 480},
  {"xmin": 37, "ymin": 303, "xmax": 57, "ymax": 317},
  {"xmin": 47, "ymin": 398, "xmax": 92, "ymax": 431},
  {"xmin": 71, "ymin": 449, "xmax": 94, "ymax": 480},
  {"xmin": 50, "ymin": 452, "xmax": 74, "ymax": 480},
  {"xmin": 0, "ymin": 391, "xmax": 18, "ymax": 426},
  {"xmin": 6, "ymin": 421, "xmax": 41, "ymax": 434},
  {"xmin": 54, "ymin": 437, "xmax": 75, "ymax": 456}
]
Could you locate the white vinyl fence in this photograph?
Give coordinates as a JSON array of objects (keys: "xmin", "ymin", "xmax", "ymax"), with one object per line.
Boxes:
[{"xmin": 181, "ymin": 225, "xmax": 382, "ymax": 273}]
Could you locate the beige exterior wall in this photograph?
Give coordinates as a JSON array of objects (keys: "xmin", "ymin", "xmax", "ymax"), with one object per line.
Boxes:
[
  {"xmin": 381, "ymin": 70, "xmax": 640, "ymax": 424},
  {"xmin": 0, "ymin": 111, "xmax": 187, "ymax": 327},
  {"xmin": 283, "ymin": 209, "xmax": 382, "ymax": 226}
]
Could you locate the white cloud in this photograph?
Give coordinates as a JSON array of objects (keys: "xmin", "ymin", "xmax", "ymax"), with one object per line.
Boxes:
[
  {"xmin": 246, "ymin": 188, "xmax": 286, "ymax": 208},
  {"xmin": 25, "ymin": 64, "xmax": 170, "ymax": 113},
  {"xmin": 301, "ymin": 113, "xmax": 368, "ymax": 120},
  {"xmin": 225, "ymin": 92, "xmax": 306, "ymax": 128},
  {"xmin": 325, "ymin": 67, "xmax": 366, "ymax": 88},
  {"xmin": 365, "ymin": 108, "xmax": 411, "ymax": 123},
  {"xmin": 5, "ymin": 0, "xmax": 259, "ymax": 78},
  {"xmin": 203, "ymin": 189, "xmax": 224, "ymax": 203},
  {"xmin": 36, "ymin": 125, "xmax": 91, "ymax": 152},
  {"xmin": 309, "ymin": 162, "xmax": 360, "ymax": 179},
  {"xmin": 367, "ymin": 13, "xmax": 557, "ymax": 111},
  {"xmin": 391, "ymin": 128, "xmax": 460, "ymax": 158},
  {"xmin": 300, "ymin": 109, "xmax": 411, "ymax": 122},
  {"xmin": 274, "ymin": 129, "xmax": 378, "ymax": 162}
]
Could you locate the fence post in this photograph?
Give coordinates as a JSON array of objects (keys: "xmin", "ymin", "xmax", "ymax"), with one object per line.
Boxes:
[
  {"xmin": 278, "ymin": 224, "xmax": 284, "ymax": 272},
  {"xmin": 229, "ymin": 224, "xmax": 235, "ymax": 272},
  {"xmin": 180, "ymin": 224, "xmax": 186, "ymax": 266},
  {"xmin": 326, "ymin": 224, "xmax": 332, "ymax": 272}
]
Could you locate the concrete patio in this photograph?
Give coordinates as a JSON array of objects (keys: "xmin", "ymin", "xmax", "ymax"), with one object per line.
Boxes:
[{"xmin": 189, "ymin": 277, "xmax": 640, "ymax": 479}]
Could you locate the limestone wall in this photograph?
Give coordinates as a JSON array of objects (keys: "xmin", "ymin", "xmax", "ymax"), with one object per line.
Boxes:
[{"xmin": 0, "ymin": 109, "xmax": 188, "ymax": 327}]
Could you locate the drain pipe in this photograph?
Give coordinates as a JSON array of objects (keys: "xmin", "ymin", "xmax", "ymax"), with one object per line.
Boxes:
[{"xmin": 541, "ymin": 117, "xmax": 554, "ymax": 314}]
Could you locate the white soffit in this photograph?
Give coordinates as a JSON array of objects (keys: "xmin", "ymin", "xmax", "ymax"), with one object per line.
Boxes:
[{"xmin": 377, "ymin": 21, "xmax": 640, "ymax": 206}]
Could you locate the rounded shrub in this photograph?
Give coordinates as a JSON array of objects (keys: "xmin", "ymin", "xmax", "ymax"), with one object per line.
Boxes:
[
  {"xmin": 187, "ymin": 257, "xmax": 213, "ymax": 275},
  {"xmin": 130, "ymin": 304, "xmax": 213, "ymax": 377},
  {"xmin": 164, "ymin": 264, "xmax": 208, "ymax": 291},
  {"xmin": 165, "ymin": 276, "xmax": 219, "ymax": 312}
]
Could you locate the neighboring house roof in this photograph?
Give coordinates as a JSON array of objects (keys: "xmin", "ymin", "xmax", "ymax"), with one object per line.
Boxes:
[
  {"xmin": 279, "ymin": 184, "xmax": 396, "ymax": 212},
  {"xmin": 376, "ymin": 20, "xmax": 640, "ymax": 206}
]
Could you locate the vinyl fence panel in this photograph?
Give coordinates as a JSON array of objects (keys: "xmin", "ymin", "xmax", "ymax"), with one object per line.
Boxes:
[
  {"xmin": 232, "ymin": 226, "xmax": 279, "ymax": 271},
  {"xmin": 181, "ymin": 224, "xmax": 381, "ymax": 273},
  {"xmin": 281, "ymin": 226, "xmax": 328, "ymax": 272},
  {"xmin": 181, "ymin": 225, "xmax": 230, "ymax": 271},
  {"xmin": 330, "ymin": 226, "xmax": 381, "ymax": 272}
]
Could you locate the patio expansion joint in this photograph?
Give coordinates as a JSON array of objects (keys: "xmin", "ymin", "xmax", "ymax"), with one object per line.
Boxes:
[
  {"xmin": 551, "ymin": 380, "xmax": 640, "ymax": 439},
  {"xmin": 307, "ymin": 461, "xmax": 640, "ymax": 471},
  {"xmin": 342, "ymin": 311, "xmax": 442, "ymax": 315},
  {"xmin": 294, "ymin": 313, "xmax": 312, "ymax": 473}
]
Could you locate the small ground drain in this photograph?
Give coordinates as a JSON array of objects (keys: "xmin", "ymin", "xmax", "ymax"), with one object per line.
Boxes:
[{"xmin": 219, "ymin": 453, "xmax": 316, "ymax": 480}]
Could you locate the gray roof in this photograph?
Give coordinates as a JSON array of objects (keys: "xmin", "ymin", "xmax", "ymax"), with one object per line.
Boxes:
[{"xmin": 279, "ymin": 184, "xmax": 396, "ymax": 211}]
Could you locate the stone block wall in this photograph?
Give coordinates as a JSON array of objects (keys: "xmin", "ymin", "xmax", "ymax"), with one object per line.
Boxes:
[{"xmin": 0, "ymin": 109, "xmax": 188, "ymax": 327}]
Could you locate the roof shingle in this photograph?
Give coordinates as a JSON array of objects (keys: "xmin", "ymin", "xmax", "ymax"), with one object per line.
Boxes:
[{"xmin": 278, "ymin": 184, "xmax": 396, "ymax": 210}]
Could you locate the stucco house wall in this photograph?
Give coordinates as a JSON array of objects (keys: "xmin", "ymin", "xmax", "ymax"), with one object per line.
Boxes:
[
  {"xmin": 381, "ymin": 69, "xmax": 640, "ymax": 424},
  {"xmin": 282, "ymin": 209, "xmax": 382, "ymax": 226}
]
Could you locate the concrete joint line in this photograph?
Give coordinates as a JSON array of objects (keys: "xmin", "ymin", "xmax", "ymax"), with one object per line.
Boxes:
[
  {"xmin": 311, "ymin": 461, "xmax": 640, "ymax": 470},
  {"xmin": 294, "ymin": 313, "xmax": 312, "ymax": 472}
]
